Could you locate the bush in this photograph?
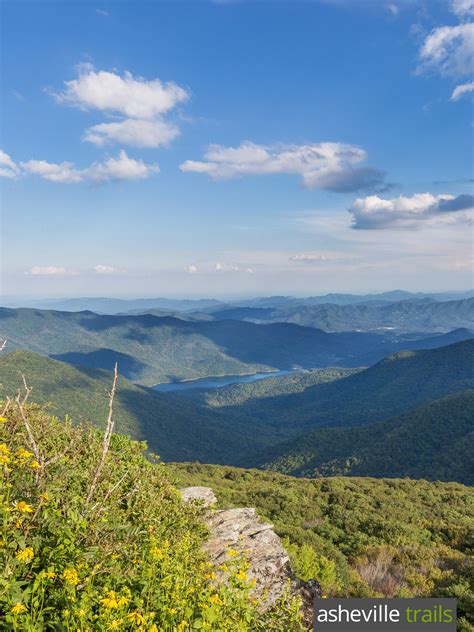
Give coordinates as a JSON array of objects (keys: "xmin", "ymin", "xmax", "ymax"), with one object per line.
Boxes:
[{"xmin": 0, "ymin": 403, "xmax": 303, "ymax": 631}]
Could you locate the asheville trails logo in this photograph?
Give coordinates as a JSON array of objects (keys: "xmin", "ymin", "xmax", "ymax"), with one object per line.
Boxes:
[{"xmin": 313, "ymin": 598, "xmax": 457, "ymax": 631}]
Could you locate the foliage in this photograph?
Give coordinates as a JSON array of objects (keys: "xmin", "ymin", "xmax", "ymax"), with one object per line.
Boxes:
[
  {"xmin": 261, "ymin": 390, "xmax": 474, "ymax": 484},
  {"xmin": 0, "ymin": 404, "xmax": 303, "ymax": 631},
  {"xmin": 169, "ymin": 463, "xmax": 474, "ymax": 627}
]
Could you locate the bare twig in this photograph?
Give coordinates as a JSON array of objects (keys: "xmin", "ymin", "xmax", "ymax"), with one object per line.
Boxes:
[
  {"xmin": 91, "ymin": 471, "xmax": 129, "ymax": 512},
  {"xmin": 85, "ymin": 363, "xmax": 118, "ymax": 505},
  {"xmin": 1, "ymin": 396, "xmax": 12, "ymax": 416},
  {"xmin": 0, "ymin": 339, "xmax": 7, "ymax": 353},
  {"xmin": 15, "ymin": 376, "xmax": 41, "ymax": 464}
]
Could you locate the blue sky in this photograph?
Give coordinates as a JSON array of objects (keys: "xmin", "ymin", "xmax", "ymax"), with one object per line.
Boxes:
[{"xmin": 1, "ymin": 0, "xmax": 473, "ymax": 298}]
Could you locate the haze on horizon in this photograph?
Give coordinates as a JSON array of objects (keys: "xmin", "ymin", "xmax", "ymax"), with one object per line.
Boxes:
[{"xmin": 1, "ymin": 0, "xmax": 473, "ymax": 298}]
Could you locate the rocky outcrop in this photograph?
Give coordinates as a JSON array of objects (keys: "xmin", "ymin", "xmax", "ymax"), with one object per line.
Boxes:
[{"xmin": 180, "ymin": 486, "xmax": 320, "ymax": 623}]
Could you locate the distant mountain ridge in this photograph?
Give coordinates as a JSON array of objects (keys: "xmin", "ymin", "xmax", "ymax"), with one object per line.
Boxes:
[
  {"xmin": 3, "ymin": 306, "xmax": 470, "ymax": 385},
  {"xmin": 205, "ymin": 297, "xmax": 474, "ymax": 333}
]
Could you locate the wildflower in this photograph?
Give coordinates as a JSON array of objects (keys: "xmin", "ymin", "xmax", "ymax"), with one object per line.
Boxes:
[
  {"xmin": 0, "ymin": 443, "xmax": 9, "ymax": 454},
  {"xmin": 127, "ymin": 611, "xmax": 145, "ymax": 625},
  {"xmin": 149, "ymin": 625, "xmax": 159, "ymax": 632},
  {"xmin": 40, "ymin": 491, "xmax": 50, "ymax": 502},
  {"xmin": 100, "ymin": 592, "xmax": 119, "ymax": 609},
  {"xmin": 205, "ymin": 572, "xmax": 217, "ymax": 581},
  {"xmin": 10, "ymin": 603, "xmax": 27, "ymax": 615},
  {"xmin": 117, "ymin": 595, "xmax": 129, "ymax": 607},
  {"xmin": 228, "ymin": 548, "xmax": 238, "ymax": 557},
  {"xmin": 16, "ymin": 547, "xmax": 34, "ymax": 562},
  {"xmin": 235, "ymin": 570, "xmax": 247, "ymax": 581},
  {"xmin": 0, "ymin": 454, "xmax": 10, "ymax": 465},
  {"xmin": 77, "ymin": 608, "xmax": 87, "ymax": 618},
  {"xmin": 14, "ymin": 501, "xmax": 33, "ymax": 513},
  {"xmin": 108, "ymin": 621, "xmax": 123, "ymax": 630},
  {"xmin": 0, "ymin": 417, "xmax": 8, "ymax": 423},
  {"xmin": 150, "ymin": 546, "xmax": 163, "ymax": 559},
  {"xmin": 29, "ymin": 460, "xmax": 41, "ymax": 470},
  {"xmin": 62, "ymin": 568, "xmax": 80, "ymax": 585},
  {"xmin": 209, "ymin": 594, "xmax": 223, "ymax": 605},
  {"xmin": 16, "ymin": 448, "xmax": 33, "ymax": 459}
]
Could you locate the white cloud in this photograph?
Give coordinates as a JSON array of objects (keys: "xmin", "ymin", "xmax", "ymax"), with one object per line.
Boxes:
[
  {"xmin": 83, "ymin": 118, "xmax": 180, "ymax": 148},
  {"xmin": 88, "ymin": 150, "xmax": 159, "ymax": 183},
  {"xmin": 419, "ymin": 23, "xmax": 474, "ymax": 78},
  {"xmin": 93, "ymin": 264, "xmax": 117, "ymax": 274},
  {"xmin": 0, "ymin": 150, "xmax": 20, "ymax": 179},
  {"xmin": 22, "ymin": 150, "xmax": 159, "ymax": 184},
  {"xmin": 452, "ymin": 0, "xmax": 474, "ymax": 19},
  {"xmin": 450, "ymin": 80, "xmax": 474, "ymax": 99},
  {"xmin": 181, "ymin": 141, "xmax": 387, "ymax": 192},
  {"xmin": 215, "ymin": 262, "xmax": 254, "ymax": 273},
  {"xmin": 96, "ymin": 8, "xmax": 110, "ymax": 16},
  {"xmin": 289, "ymin": 253, "xmax": 329, "ymax": 262},
  {"xmin": 26, "ymin": 266, "xmax": 68, "ymax": 276},
  {"xmin": 350, "ymin": 192, "xmax": 474, "ymax": 229},
  {"xmin": 184, "ymin": 265, "xmax": 199, "ymax": 274},
  {"xmin": 52, "ymin": 65, "xmax": 189, "ymax": 119},
  {"xmin": 387, "ymin": 4, "xmax": 399, "ymax": 16},
  {"xmin": 22, "ymin": 159, "xmax": 83, "ymax": 183},
  {"xmin": 51, "ymin": 65, "xmax": 188, "ymax": 149}
]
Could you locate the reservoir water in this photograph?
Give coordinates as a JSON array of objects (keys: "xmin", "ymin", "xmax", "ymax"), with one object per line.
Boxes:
[{"xmin": 153, "ymin": 369, "xmax": 297, "ymax": 392}]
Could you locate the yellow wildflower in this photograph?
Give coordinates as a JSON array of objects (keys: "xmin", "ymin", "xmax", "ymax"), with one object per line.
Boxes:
[
  {"xmin": 117, "ymin": 595, "xmax": 129, "ymax": 607},
  {"xmin": 0, "ymin": 454, "xmax": 10, "ymax": 465},
  {"xmin": 0, "ymin": 417, "xmax": 8, "ymax": 423},
  {"xmin": 44, "ymin": 571, "xmax": 56, "ymax": 579},
  {"xmin": 0, "ymin": 443, "xmax": 9, "ymax": 454},
  {"xmin": 100, "ymin": 591, "xmax": 119, "ymax": 609},
  {"xmin": 149, "ymin": 625, "xmax": 159, "ymax": 632},
  {"xmin": 40, "ymin": 491, "xmax": 50, "ymax": 502},
  {"xmin": 150, "ymin": 546, "xmax": 163, "ymax": 559},
  {"xmin": 14, "ymin": 500, "xmax": 33, "ymax": 513},
  {"xmin": 29, "ymin": 460, "xmax": 41, "ymax": 470},
  {"xmin": 108, "ymin": 621, "xmax": 123, "ymax": 630},
  {"xmin": 235, "ymin": 570, "xmax": 247, "ymax": 581},
  {"xmin": 77, "ymin": 608, "xmax": 87, "ymax": 618},
  {"xmin": 205, "ymin": 572, "xmax": 217, "ymax": 581},
  {"xmin": 228, "ymin": 548, "xmax": 238, "ymax": 557},
  {"xmin": 15, "ymin": 547, "xmax": 34, "ymax": 562},
  {"xmin": 10, "ymin": 603, "xmax": 27, "ymax": 615},
  {"xmin": 209, "ymin": 594, "xmax": 223, "ymax": 605},
  {"xmin": 127, "ymin": 611, "xmax": 145, "ymax": 625},
  {"xmin": 16, "ymin": 448, "xmax": 33, "ymax": 459},
  {"xmin": 62, "ymin": 568, "xmax": 80, "ymax": 585}
]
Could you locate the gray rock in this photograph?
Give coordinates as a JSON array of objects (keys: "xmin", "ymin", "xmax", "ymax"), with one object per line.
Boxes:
[
  {"xmin": 181, "ymin": 486, "xmax": 321, "ymax": 623},
  {"xmin": 179, "ymin": 486, "xmax": 218, "ymax": 507}
]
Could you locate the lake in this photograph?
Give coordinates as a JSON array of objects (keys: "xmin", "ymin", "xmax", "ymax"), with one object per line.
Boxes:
[{"xmin": 153, "ymin": 369, "xmax": 297, "ymax": 392}]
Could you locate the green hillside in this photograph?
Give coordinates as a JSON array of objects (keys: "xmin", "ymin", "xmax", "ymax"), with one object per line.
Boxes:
[
  {"xmin": 0, "ymin": 350, "xmax": 267, "ymax": 463},
  {"xmin": 0, "ymin": 404, "xmax": 301, "ymax": 630},
  {"xmin": 193, "ymin": 340, "xmax": 474, "ymax": 432},
  {"xmin": 169, "ymin": 463, "xmax": 474, "ymax": 630},
  {"xmin": 1, "ymin": 306, "xmax": 467, "ymax": 386},
  {"xmin": 260, "ymin": 391, "xmax": 474, "ymax": 484}
]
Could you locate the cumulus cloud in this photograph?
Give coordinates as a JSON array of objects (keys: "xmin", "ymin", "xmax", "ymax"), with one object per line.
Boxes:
[
  {"xmin": 25, "ymin": 266, "xmax": 68, "ymax": 276},
  {"xmin": 0, "ymin": 150, "xmax": 20, "ymax": 178},
  {"xmin": 184, "ymin": 265, "xmax": 199, "ymax": 274},
  {"xmin": 419, "ymin": 23, "xmax": 474, "ymax": 78},
  {"xmin": 350, "ymin": 192, "xmax": 474, "ymax": 229},
  {"xmin": 22, "ymin": 159, "xmax": 83, "ymax": 183},
  {"xmin": 215, "ymin": 262, "xmax": 254, "ymax": 273},
  {"xmin": 83, "ymin": 118, "xmax": 180, "ymax": 148},
  {"xmin": 181, "ymin": 141, "xmax": 387, "ymax": 192},
  {"xmin": 93, "ymin": 265, "xmax": 117, "ymax": 274},
  {"xmin": 452, "ymin": 0, "xmax": 474, "ymax": 18},
  {"xmin": 387, "ymin": 4, "xmax": 399, "ymax": 16},
  {"xmin": 51, "ymin": 65, "xmax": 189, "ymax": 148},
  {"xmin": 22, "ymin": 150, "xmax": 159, "ymax": 184},
  {"xmin": 450, "ymin": 80, "xmax": 474, "ymax": 100}
]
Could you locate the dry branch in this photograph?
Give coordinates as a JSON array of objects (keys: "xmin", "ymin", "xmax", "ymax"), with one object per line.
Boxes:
[{"xmin": 85, "ymin": 363, "xmax": 119, "ymax": 505}]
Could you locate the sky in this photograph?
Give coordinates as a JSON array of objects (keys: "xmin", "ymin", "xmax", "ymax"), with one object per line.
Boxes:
[{"xmin": 1, "ymin": 0, "xmax": 473, "ymax": 299}]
